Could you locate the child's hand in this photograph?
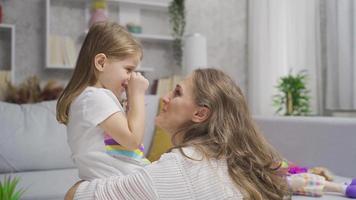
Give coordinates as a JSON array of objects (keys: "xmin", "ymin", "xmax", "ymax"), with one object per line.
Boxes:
[{"xmin": 127, "ymin": 72, "xmax": 149, "ymax": 97}]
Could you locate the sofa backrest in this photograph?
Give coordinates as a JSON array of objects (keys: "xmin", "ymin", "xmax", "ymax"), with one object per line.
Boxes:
[
  {"xmin": 0, "ymin": 100, "xmax": 74, "ymax": 173},
  {"xmin": 254, "ymin": 116, "xmax": 356, "ymax": 177},
  {"xmin": 0, "ymin": 95, "xmax": 159, "ymax": 173}
]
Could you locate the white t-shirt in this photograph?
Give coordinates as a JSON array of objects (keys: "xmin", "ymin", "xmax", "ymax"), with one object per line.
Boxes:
[{"xmin": 67, "ymin": 87, "xmax": 146, "ymax": 181}]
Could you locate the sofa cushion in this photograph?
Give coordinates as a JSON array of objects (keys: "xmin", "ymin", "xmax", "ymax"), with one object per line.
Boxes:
[
  {"xmin": 0, "ymin": 101, "xmax": 75, "ymax": 172},
  {"xmin": 0, "ymin": 168, "xmax": 79, "ymax": 200}
]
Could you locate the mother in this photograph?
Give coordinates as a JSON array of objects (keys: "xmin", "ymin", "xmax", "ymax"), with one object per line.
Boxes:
[{"xmin": 67, "ymin": 68, "xmax": 289, "ymax": 200}]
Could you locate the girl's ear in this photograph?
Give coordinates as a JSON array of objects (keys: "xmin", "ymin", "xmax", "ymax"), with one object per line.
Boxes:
[
  {"xmin": 192, "ymin": 106, "xmax": 211, "ymax": 123},
  {"xmin": 94, "ymin": 53, "xmax": 107, "ymax": 72}
]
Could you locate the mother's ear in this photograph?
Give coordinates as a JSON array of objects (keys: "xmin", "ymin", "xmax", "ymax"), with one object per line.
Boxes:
[{"xmin": 192, "ymin": 106, "xmax": 211, "ymax": 123}]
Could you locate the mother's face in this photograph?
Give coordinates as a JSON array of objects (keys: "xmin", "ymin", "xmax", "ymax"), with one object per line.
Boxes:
[{"xmin": 155, "ymin": 75, "xmax": 198, "ymax": 135}]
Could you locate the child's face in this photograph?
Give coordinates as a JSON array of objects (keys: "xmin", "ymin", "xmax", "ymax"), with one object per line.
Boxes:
[{"xmin": 97, "ymin": 56, "xmax": 139, "ymax": 99}]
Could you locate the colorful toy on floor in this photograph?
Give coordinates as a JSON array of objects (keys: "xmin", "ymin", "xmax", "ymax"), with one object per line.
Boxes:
[{"xmin": 282, "ymin": 160, "xmax": 356, "ymax": 198}]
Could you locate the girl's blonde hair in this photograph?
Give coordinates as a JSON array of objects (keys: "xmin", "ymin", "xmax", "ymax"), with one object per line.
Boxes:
[
  {"xmin": 174, "ymin": 68, "xmax": 289, "ymax": 199},
  {"xmin": 56, "ymin": 22, "xmax": 142, "ymax": 124}
]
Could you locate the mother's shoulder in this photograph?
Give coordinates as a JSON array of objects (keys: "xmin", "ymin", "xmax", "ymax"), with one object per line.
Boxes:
[{"xmin": 157, "ymin": 147, "xmax": 205, "ymax": 162}]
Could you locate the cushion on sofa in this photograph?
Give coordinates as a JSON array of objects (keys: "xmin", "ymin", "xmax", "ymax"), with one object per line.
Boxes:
[{"xmin": 0, "ymin": 101, "xmax": 74, "ymax": 173}]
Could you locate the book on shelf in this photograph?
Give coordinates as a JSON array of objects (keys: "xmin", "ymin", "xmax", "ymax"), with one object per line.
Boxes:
[
  {"xmin": 0, "ymin": 70, "xmax": 10, "ymax": 100},
  {"xmin": 49, "ymin": 35, "xmax": 77, "ymax": 67},
  {"xmin": 63, "ymin": 36, "xmax": 77, "ymax": 67},
  {"xmin": 153, "ymin": 74, "xmax": 182, "ymax": 96},
  {"xmin": 150, "ymin": 79, "xmax": 158, "ymax": 95},
  {"xmin": 49, "ymin": 35, "xmax": 64, "ymax": 66}
]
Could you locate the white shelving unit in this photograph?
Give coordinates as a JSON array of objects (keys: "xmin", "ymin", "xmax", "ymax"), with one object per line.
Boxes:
[
  {"xmin": 0, "ymin": 24, "xmax": 15, "ymax": 83},
  {"xmin": 132, "ymin": 33, "xmax": 173, "ymax": 42},
  {"xmin": 45, "ymin": 0, "xmax": 173, "ymax": 71},
  {"xmin": 110, "ymin": 0, "xmax": 170, "ymax": 11}
]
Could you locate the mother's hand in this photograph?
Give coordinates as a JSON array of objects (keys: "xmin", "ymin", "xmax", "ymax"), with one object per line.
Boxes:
[{"xmin": 65, "ymin": 180, "xmax": 84, "ymax": 200}]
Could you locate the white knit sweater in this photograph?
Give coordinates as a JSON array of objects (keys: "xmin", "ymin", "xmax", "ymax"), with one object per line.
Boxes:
[{"xmin": 75, "ymin": 147, "xmax": 243, "ymax": 200}]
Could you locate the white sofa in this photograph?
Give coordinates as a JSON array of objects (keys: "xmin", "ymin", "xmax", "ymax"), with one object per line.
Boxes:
[
  {"xmin": 254, "ymin": 116, "xmax": 356, "ymax": 178},
  {"xmin": 0, "ymin": 95, "xmax": 159, "ymax": 200},
  {"xmin": 0, "ymin": 99, "xmax": 354, "ymax": 199},
  {"xmin": 255, "ymin": 116, "xmax": 355, "ymax": 200}
]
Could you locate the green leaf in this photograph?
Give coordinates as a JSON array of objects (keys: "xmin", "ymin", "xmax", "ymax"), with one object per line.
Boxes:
[
  {"xmin": 0, "ymin": 176, "xmax": 25, "ymax": 200},
  {"xmin": 273, "ymin": 70, "xmax": 311, "ymax": 116},
  {"xmin": 169, "ymin": 0, "xmax": 186, "ymax": 66}
]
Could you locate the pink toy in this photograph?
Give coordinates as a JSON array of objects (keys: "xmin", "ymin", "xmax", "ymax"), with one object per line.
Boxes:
[{"xmin": 88, "ymin": 0, "xmax": 108, "ymax": 28}]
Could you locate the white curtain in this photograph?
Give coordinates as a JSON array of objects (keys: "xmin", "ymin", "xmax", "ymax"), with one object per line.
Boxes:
[
  {"xmin": 248, "ymin": 0, "xmax": 322, "ymax": 116},
  {"xmin": 325, "ymin": 0, "xmax": 356, "ymax": 110}
]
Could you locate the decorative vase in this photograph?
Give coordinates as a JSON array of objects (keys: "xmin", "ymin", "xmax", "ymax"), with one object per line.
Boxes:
[
  {"xmin": 183, "ymin": 33, "xmax": 207, "ymax": 75},
  {"xmin": 126, "ymin": 23, "xmax": 142, "ymax": 34},
  {"xmin": 88, "ymin": 0, "xmax": 108, "ymax": 28},
  {"xmin": 89, "ymin": 9, "xmax": 108, "ymax": 27}
]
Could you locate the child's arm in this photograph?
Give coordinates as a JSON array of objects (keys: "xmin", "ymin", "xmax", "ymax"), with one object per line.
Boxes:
[{"xmin": 100, "ymin": 72, "xmax": 149, "ymax": 150}]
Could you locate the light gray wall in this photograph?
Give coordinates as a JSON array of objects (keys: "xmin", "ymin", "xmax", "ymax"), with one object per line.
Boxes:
[
  {"xmin": 185, "ymin": 0, "xmax": 247, "ymax": 91},
  {"xmin": 2, "ymin": 0, "xmax": 247, "ymax": 91}
]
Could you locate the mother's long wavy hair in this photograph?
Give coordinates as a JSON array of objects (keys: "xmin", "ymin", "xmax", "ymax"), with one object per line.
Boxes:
[{"xmin": 174, "ymin": 68, "xmax": 289, "ymax": 199}]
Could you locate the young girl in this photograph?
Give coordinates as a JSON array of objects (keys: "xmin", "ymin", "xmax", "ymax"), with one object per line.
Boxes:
[{"xmin": 56, "ymin": 21, "xmax": 150, "ymax": 181}]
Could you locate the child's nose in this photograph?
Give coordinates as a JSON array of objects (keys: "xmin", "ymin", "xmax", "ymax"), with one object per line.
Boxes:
[{"xmin": 161, "ymin": 94, "xmax": 170, "ymax": 104}]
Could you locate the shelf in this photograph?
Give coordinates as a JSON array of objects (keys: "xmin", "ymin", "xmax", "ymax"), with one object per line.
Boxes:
[
  {"xmin": 136, "ymin": 67, "xmax": 154, "ymax": 72},
  {"xmin": 109, "ymin": 0, "xmax": 170, "ymax": 11},
  {"xmin": 0, "ymin": 24, "xmax": 15, "ymax": 29},
  {"xmin": 77, "ymin": 32, "xmax": 173, "ymax": 43},
  {"xmin": 47, "ymin": 64, "xmax": 74, "ymax": 69},
  {"xmin": 54, "ymin": 0, "xmax": 170, "ymax": 10},
  {"xmin": 46, "ymin": 64, "xmax": 154, "ymax": 73},
  {"xmin": 45, "ymin": 0, "xmax": 171, "ymax": 70},
  {"xmin": 132, "ymin": 33, "xmax": 173, "ymax": 42}
]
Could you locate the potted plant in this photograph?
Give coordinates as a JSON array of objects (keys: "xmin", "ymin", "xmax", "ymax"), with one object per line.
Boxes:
[
  {"xmin": 168, "ymin": 0, "xmax": 185, "ymax": 67},
  {"xmin": 273, "ymin": 70, "xmax": 311, "ymax": 116},
  {"xmin": 3, "ymin": 76, "xmax": 64, "ymax": 104},
  {"xmin": 0, "ymin": 176, "xmax": 25, "ymax": 200}
]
